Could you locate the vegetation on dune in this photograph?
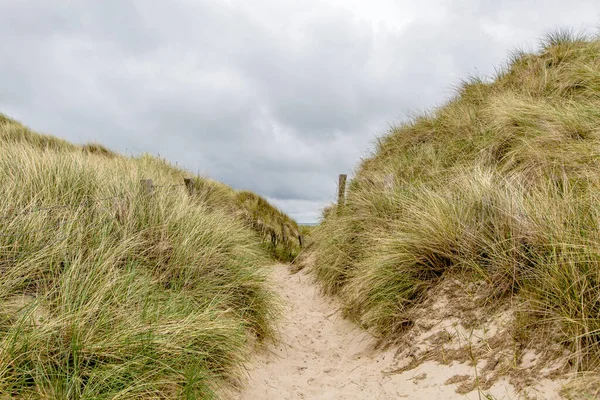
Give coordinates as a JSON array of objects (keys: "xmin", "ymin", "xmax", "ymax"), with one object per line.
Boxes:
[
  {"xmin": 298, "ymin": 225, "xmax": 315, "ymax": 239},
  {"xmin": 174, "ymin": 179, "xmax": 301, "ymax": 262},
  {"xmin": 0, "ymin": 115, "xmax": 294, "ymax": 398},
  {"xmin": 309, "ymin": 31, "xmax": 600, "ymax": 372},
  {"xmin": 235, "ymin": 191, "xmax": 301, "ymax": 262}
]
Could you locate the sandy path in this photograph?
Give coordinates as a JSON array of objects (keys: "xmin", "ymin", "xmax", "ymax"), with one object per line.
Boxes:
[{"xmin": 234, "ymin": 265, "xmax": 560, "ymax": 400}]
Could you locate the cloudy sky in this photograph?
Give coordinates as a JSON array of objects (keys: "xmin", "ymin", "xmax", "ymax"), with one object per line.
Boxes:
[{"xmin": 1, "ymin": 1, "xmax": 599, "ymax": 222}]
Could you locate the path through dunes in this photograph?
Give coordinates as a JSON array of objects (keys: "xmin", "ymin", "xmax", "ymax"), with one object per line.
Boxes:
[{"xmin": 235, "ymin": 265, "xmax": 563, "ymax": 400}]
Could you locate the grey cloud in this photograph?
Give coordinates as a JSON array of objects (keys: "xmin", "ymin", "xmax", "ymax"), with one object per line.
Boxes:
[{"xmin": 1, "ymin": 0, "xmax": 600, "ymax": 222}]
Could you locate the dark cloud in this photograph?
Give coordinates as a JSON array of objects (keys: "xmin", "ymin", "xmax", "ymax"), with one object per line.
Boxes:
[{"xmin": 1, "ymin": 0, "xmax": 599, "ymax": 222}]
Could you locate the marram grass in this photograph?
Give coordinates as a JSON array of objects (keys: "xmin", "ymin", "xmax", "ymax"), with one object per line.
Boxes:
[
  {"xmin": 310, "ymin": 31, "xmax": 600, "ymax": 372},
  {"xmin": 0, "ymin": 116, "xmax": 289, "ymax": 398}
]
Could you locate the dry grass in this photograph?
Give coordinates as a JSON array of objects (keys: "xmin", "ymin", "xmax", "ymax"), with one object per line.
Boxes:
[
  {"xmin": 561, "ymin": 373, "xmax": 600, "ymax": 399},
  {"xmin": 0, "ymin": 115, "xmax": 293, "ymax": 398},
  {"xmin": 308, "ymin": 30, "xmax": 600, "ymax": 380},
  {"xmin": 235, "ymin": 191, "xmax": 301, "ymax": 262}
]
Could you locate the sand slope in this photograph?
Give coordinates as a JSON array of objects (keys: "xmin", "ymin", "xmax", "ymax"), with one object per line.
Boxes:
[{"xmin": 235, "ymin": 265, "xmax": 564, "ymax": 400}]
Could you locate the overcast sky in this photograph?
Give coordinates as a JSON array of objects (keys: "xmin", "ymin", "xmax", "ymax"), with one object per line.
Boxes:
[{"xmin": 1, "ymin": 1, "xmax": 599, "ymax": 222}]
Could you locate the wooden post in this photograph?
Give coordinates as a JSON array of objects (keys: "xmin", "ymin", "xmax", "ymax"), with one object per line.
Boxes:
[
  {"xmin": 271, "ymin": 229, "xmax": 277, "ymax": 246},
  {"xmin": 298, "ymin": 234, "xmax": 304, "ymax": 248},
  {"xmin": 140, "ymin": 179, "xmax": 154, "ymax": 195},
  {"xmin": 281, "ymin": 223, "xmax": 286, "ymax": 244},
  {"xmin": 337, "ymin": 174, "xmax": 347, "ymax": 208},
  {"xmin": 184, "ymin": 178, "xmax": 194, "ymax": 196}
]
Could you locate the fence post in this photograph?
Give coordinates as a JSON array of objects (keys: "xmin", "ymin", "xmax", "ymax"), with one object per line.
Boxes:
[
  {"xmin": 271, "ymin": 229, "xmax": 277, "ymax": 246},
  {"xmin": 140, "ymin": 179, "xmax": 154, "ymax": 195},
  {"xmin": 298, "ymin": 234, "xmax": 304, "ymax": 248},
  {"xmin": 337, "ymin": 174, "xmax": 347, "ymax": 210},
  {"xmin": 184, "ymin": 178, "xmax": 194, "ymax": 196}
]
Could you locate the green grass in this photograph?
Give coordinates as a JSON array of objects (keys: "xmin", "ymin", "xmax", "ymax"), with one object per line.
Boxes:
[
  {"xmin": 235, "ymin": 191, "xmax": 301, "ymax": 262},
  {"xmin": 309, "ymin": 30, "xmax": 600, "ymax": 372},
  {"xmin": 298, "ymin": 225, "xmax": 315, "ymax": 238},
  {"xmin": 0, "ymin": 116, "xmax": 293, "ymax": 398}
]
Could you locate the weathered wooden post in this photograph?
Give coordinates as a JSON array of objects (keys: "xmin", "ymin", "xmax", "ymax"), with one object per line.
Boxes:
[
  {"xmin": 140, "ymin": 179, "xmax": 154, "ymax": 195},
  {"xmin": 337, "ymin": 174, "xmax": 347, "ymax": 212},
  {"xmin": 184, "ymin": 178, "xmax": 194, "ymax": 196},
  {"xmin": 298, "ymin": 234, "xmax": 304, "ymax": 248},
  {"xmin": 271, "ymin": 229, "xmax": 277, "ymax": 246}
]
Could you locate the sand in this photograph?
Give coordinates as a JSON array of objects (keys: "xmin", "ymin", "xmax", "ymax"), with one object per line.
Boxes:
[{"xmin": 234, "ymin": 265, "xmax": 565, "ymax": 400}]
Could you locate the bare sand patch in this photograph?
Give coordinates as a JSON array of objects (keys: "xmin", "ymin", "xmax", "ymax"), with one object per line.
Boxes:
[{"xmin": 234, "ymin": 266, "xmax": 566, "ymax": 399}]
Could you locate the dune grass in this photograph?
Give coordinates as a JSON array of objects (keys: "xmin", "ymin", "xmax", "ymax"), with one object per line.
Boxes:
[
  {"xmin": 309, "ymin": 30, "xmax": 600, "ymax": 372},
  {"xmin": 235, "ymin": 191, "xmax": 301, "ymax": 262},
  {"xmin": 0, "ymin": 116, "xmax": 290, "ymax": 398},
  {"xmin": 169, "ymin": 179, "xmax": 301, "ymax": 262}
]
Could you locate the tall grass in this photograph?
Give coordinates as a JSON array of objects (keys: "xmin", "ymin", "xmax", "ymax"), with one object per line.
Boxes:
[
  {"xmin": 235, "ymin": 191, "xmax": 301, "ymax": 261},
  {"xmin": 309, "ymin": 31, "xmax": 600, "ymax": 371},
  {"xmin": 0, "ymin": 116, "xmax": 286, "ymax": 398}
]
